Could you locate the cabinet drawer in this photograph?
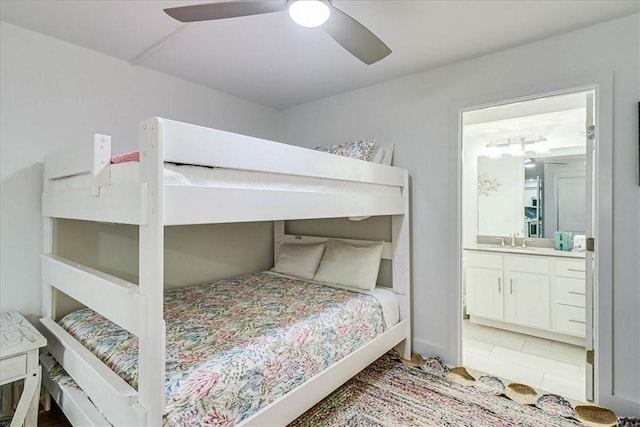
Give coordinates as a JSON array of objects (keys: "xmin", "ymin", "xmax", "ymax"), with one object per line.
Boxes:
[
  {"xmin": 554, "ymin": 304, "xmax": 586, "ymax": 337},
  {"xmin": 0, "ymin": 354, "xmax": 27, "ymax": 384},
  {"xmin": 555, "ymin": 277, "xmax": 586, "ymax": 308},
  {"xmin": 465, "ymin": 252, "xmax": 502, "ymax": 269},
  {"xmin": 555, "ymin": 259, "xmax": 586, "ymax": 278},
  {"xmin": 506, "ymin": 255, "xmax": 549, "ymax": 274}
]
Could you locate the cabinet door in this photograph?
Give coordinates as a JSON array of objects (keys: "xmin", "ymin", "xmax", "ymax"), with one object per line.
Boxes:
[
  {"xmin": 466, "ymin": 267, "xmax": 503, "ymax": 320},
  {"xmin": 504, "ymin": 272, "xmax": 550, "ymax": 329}
]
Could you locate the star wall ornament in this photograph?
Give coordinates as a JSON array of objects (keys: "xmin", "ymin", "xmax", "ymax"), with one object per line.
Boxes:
[{"xmin": 478, "ymin": 172, "xmax": 502, "ymax": 196}]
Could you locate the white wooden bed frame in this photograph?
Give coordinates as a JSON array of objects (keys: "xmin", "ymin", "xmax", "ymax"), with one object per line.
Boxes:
[{"xmin": 40, "ymin": 117, "xmax": 411, "ymax": 426}]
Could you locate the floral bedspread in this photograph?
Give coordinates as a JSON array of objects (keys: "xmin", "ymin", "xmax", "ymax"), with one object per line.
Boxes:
[{"xmin": 56, "ymin": 272, "xmax": 387, "ymax": 426}]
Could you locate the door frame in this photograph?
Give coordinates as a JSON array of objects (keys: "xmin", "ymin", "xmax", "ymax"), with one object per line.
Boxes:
[{"xmin": 451, "ymin": 72, "xmax": 613, "ymax": 406}]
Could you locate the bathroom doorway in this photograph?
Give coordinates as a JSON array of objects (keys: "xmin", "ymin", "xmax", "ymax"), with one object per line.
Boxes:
[{"xmin": 459, "ymin": 89, "xmax": 596, "ymax": 403}]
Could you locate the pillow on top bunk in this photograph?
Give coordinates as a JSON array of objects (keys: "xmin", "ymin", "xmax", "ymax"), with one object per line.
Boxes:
[
  {"xmin": 313, "ymin": 138, "xmax": 375, "ymax": 161},
  {"xmin": 271, "ymin": 242, "xmax": 326, "ymax": 279},
  {"xmin": 313, "ymin": 239, "xmax": 384, "ymax": 290},
  {"xmin": 370, "ymin": 144, "xmax": 395, "ymax": 166}
]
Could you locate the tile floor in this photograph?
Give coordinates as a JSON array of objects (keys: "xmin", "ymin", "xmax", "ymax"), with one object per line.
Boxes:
[{"xmin": 462, "ymin": 319, "xmax": 587, "ymax": 403}]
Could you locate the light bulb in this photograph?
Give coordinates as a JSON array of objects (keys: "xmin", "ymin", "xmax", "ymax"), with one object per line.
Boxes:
[{"xmin": 289, "ymin": 0, "xmax": 331, "ymax": 28}]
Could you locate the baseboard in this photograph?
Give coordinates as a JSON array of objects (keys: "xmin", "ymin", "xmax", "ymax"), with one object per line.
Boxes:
[
  {"xmin": 469, "ymin": 316, "xmax": 585, "ymax": 347},
  {"xmin": 608, "ymin": 395, "xmax": 640, "ymax": 418},
  {"xmin": 412, "ymin": 338, "xmax": 456, "ymax": 365}
]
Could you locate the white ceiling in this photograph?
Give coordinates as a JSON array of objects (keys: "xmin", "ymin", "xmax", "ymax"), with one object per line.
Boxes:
[
  {"xmin": 465, "ymin": 108, "xmax": 587, "ymax": 151},
  {"xmin": 1, "ymin": 1, "xmax": 638, "ymax": 110},
  {"xmin": 463, "ymin": 92, "xmax": 588, "ymax": 126},
  {"xmin": 464, "ymin": 92, "xmax": 589, "ymax": 157}
]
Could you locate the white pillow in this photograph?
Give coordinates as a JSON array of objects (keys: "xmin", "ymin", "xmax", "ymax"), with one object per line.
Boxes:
[
  {"xmin": 271, "ymin": 242, "xmax": 326, "ymax": 279},
  {"xmin": 313, "ymin": 239, "xmax": 384, "ymax": 290},
  {"xmin": 370, "ymin": 144, "xmax": 394, "ymax": 166}
]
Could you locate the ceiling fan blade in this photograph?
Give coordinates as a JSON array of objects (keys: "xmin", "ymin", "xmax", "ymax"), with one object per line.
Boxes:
[
  {"xmin": 164, "ymin": 1, "xmax": 287, "ymax": 23},
  {"xmin": 323, "ymin": 5, "xmax": 391, "ymax": 65}
]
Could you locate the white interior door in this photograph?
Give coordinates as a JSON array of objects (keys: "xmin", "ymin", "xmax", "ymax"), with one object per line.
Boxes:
[
  {"xmin": 557, "ymin": 175, "xmax": 586, "ymax": 233},
  {"xmin": 584, "ymin": 92, "xmax": 595, "ymax": 402}
]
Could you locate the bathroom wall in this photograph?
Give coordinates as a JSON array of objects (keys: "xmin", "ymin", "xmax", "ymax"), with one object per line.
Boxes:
[{"xmin": 477, "ymin": 156, "xmax": 524, "ymax": 237}]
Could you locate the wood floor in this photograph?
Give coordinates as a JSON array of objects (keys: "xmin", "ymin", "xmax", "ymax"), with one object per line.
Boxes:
[{"xmin": 38, "ymin": 402, "xmax": 71, "ymax": 427}]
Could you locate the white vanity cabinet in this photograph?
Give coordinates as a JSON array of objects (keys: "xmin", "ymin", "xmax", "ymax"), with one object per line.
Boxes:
[
  {"xmin": 464, "ymin": 248, "xmax": 586, "ymax": 345},
  {"xmin": 466, "ymin": 252, "xmax": 550, "ymax": 329},
  {"xmin": 503, "ymin": 256, "xmax": 550, "ymax": 330},
  {"xmin": 465, "ymin": 252, "xmax": 503, "ymax": 321},
  {"xmin": 553, "ymin": 259, "xmax": 587, "ymax": 336}
]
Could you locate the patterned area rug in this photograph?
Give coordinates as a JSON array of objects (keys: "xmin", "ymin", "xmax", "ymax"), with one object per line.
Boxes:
[{"xmin": 290, "ymin": 352, "xmax": 634, "ymax": 427}]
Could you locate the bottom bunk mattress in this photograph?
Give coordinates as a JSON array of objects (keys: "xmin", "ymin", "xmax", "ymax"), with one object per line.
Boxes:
[{"xmin": 51, "ymin": 271, "xmax": 394, "ymax": 425}]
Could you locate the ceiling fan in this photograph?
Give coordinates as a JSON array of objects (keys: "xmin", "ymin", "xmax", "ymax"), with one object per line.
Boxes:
[{"xmin": 163, "ymin": 0, "xmax": 391, "ymax": 65}]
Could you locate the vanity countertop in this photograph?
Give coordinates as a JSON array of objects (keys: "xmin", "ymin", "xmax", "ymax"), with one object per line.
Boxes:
[{"xmin": 465, "ymin": 243, "xmax": 586, "ymax": 259}]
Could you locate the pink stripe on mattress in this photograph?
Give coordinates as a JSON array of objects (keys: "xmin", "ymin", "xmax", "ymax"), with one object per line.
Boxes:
[{"xmin": 111, "ymin": 151, "xmax": 139, "ymax": 164}]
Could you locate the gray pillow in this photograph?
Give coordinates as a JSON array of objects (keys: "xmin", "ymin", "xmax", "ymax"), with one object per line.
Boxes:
[
  {"xmin": 271, "ymin": 242, "xmax": 326, "ymax": 279},
  {"xmin": 313, "ymin": 239, "xmax": 383, "ymax": 290}
]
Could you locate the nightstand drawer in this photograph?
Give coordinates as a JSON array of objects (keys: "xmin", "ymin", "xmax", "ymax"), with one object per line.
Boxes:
[{"xmin": 0, "ymin": 354, "xmax": 27, "ymax": 384}]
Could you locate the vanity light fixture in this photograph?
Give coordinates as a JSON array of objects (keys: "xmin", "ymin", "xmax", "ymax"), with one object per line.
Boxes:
[
  {"xmin": 534, "ymin": 138, "xmax": 550, "ymax": 154},
  {"xmin": 485, "ymin": 136, "xmax": 548, "ymax": 157},
  {"xmin": 508, "ymin": 141, "xmax": 525, "ymax": 157}
]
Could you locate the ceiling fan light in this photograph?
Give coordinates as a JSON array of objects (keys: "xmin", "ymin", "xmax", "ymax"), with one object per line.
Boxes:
[{"xmin": 289, "ymin": 0, "xmax": 331, "ymax": 28}]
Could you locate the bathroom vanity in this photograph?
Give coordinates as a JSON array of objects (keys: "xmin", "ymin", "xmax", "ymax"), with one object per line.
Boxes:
[{"xmin": 464, "ymin": 244, "xmax": 586, "ymax": 346}]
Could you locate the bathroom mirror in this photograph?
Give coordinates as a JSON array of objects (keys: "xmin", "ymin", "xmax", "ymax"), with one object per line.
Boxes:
[{"xmin": 477, "ymin": 149, "xmax": 586, "ymax": 239}]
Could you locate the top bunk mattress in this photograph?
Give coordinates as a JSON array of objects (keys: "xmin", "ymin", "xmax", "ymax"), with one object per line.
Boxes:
[
  {"xmin": 49, "ymin": 160, "xmax": 400, "ymax": 196},
  {"xmin": 54, "ymin": 271, "xmax": 396, "ymax": 425}
]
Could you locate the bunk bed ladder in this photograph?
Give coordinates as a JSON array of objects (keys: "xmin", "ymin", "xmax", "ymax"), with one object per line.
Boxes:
[{"xmin": 40, "ymin": 318, "xmax": 145, "ymax": 425}]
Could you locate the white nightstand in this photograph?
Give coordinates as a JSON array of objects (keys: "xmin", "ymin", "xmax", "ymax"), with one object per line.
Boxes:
[{"xmin": 0, "ymin": 312, "xmax": 46, "ymax": 427}]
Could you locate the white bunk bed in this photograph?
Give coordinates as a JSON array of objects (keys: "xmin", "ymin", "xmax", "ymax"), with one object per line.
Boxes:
[{"xmin": 40, "ymin": 117, "xmax": 411, "ymax": 426}]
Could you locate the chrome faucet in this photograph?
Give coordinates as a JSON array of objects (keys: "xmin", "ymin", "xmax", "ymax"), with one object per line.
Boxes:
[
  {"xmin": 495, "ymin": 237, "xmax": 505, "ymax": 247},
  {"xmin": 510, "ymin": 233, "xmax": 516, "ymax": 247}
]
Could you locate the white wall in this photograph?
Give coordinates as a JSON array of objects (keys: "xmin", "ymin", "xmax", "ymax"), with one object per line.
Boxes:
[
  {"xmin": 278, "ymin": 15, "xmax": 639, "ymax": 414},
  {"xmin": 0, "ymin": 22, "xmax": 280, "ymax": 320}
]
